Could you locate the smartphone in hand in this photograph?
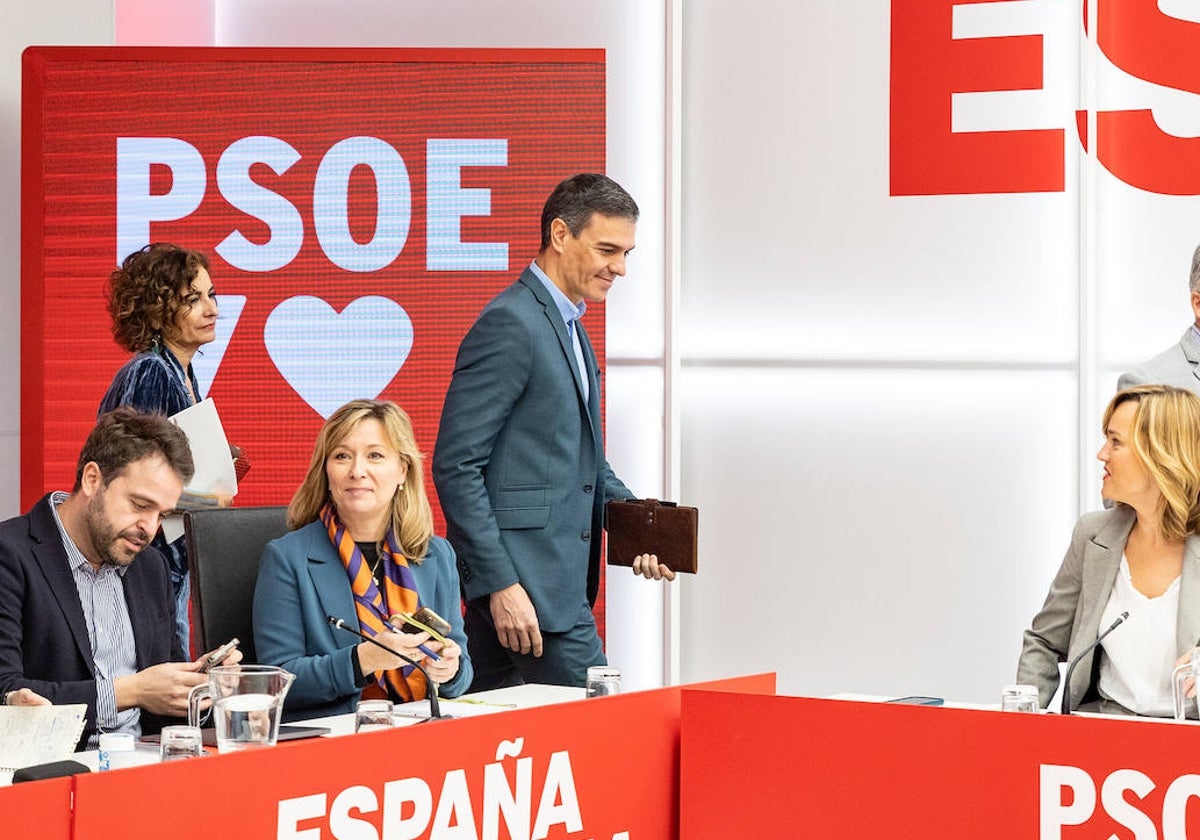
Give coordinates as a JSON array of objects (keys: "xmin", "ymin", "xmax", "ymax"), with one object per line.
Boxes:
[
  {"xmin": 199, "ymin": 638, "xmax": 240, "ymax": 672},
  {"xmin": 391, "ymin": 608, "xmax": 451, "ymax": 641}
]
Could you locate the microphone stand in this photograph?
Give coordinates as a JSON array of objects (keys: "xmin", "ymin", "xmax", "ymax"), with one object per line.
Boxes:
[
  {"xmin": 1061, "ymin": 611, "xmax": 1129, "ymax": 716},
  {"xmin": 328, "ymin": 615, "xmax": 445, "ymax": 719}
]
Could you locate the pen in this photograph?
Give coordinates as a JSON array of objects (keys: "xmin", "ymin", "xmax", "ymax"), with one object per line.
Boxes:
[{"xmin": 443, "ymin": 697, "xmax": 517, "ymax": 709}]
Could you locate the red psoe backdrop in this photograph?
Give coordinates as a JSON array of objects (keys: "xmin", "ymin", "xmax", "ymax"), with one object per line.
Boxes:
[
  {"xmin": 890, "ymin": 0, "xmax": 1200, "ymax": 197},
  {"xmin": 21, "ymin": 47, "xmax": 607, "ymax": 527}
]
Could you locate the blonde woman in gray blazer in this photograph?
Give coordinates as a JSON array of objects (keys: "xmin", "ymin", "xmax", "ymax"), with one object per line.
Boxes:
[{"xmin": 1018, "ymin": 385, "xmax": 1200, "ymax": 714}]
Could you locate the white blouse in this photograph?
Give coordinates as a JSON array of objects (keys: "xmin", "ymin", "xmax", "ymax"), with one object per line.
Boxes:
[{"xmin": 1097, "ymin": 555, "xmax": 1180, "ymax": 717}]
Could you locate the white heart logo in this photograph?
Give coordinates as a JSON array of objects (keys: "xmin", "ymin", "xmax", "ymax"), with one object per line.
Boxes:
[{"xmin": 264, "ymin": 295, "xmax": 414, "ymax": 418}]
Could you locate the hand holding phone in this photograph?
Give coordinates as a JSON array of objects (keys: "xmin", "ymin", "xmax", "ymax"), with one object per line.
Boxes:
[
  {"xmin": 200, "ymin": 638, "xmax": 240, "ymax": 673},
  {"xmin": 391, "ymin": 608, "xmax": 451, "ymax": 642}
]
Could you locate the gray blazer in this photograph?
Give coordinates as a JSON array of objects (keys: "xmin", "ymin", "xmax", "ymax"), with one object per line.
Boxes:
[
  {"xmin": 1017, "ymin": 505, "xmax": 1200, "ymax": 710},
  {"xmin": 433, "ymin": 268, "xmax": 634, "ymax": 633},
  {"xmin": 1118, "ymin": 328, "xmax": 1200, "ymax": 393}
]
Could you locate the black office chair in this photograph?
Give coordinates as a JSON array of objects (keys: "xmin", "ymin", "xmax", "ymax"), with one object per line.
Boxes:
[{"xmin": 184, "ymin": 506, "xmax": 289, "ymax": 664}]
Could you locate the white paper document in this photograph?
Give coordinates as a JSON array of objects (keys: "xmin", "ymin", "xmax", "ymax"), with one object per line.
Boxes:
[
  {"xmin": 169, "ymin": 397, "xmax": 238, "ymax": 500},
  {"xmin": 164, "ymin": 398, "xmax": 239, "ymax": 543},
  {"xmin": 397, "ymin": 697, "xmax": 519, "ymax": 720},
  {"xmin": 0, "ymin": 704, "xmax": 88, "ymax": 783}
]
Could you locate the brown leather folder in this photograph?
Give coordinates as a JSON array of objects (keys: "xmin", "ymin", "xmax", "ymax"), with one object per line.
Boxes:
[{"xmin": 605, "ymin": 498, "xmax": 698, "ymax": 574}]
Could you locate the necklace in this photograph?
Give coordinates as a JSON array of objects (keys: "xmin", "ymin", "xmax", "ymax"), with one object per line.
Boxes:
[
  {"xmin": 357, "ymin": 540, "xmax": 385, "ymax": 587},
  {"xmin": 157, "ymin": 343, "xmax": 199, "ymax": 405}
]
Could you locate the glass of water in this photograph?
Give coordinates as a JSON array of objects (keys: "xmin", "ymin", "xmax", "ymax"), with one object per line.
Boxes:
[
  {"xmin": 355, "ymin": 699, "xmax": 395, "ymax": 733},
  {"xmin": 159, "ymin": 725, "xmax": 205, "ymax": 761},
  {"xmin": 586, "ymin": 666, "xmax": 621, "ymax": 698},
  {"xmin": 1000, "ymin": 684, "xmax": 1040, "ymax": 713}
]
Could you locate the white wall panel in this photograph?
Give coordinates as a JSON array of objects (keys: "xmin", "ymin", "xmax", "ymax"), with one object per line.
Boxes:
[
  {"xmin": 1085, "ymin": 0, "xmax": 1200, "ymax": 378},
  {"xmin": 679, "ymin": 367, "xmax": 1078, "ymax": 702},
  {"xmin": 603, "ymin": 364, "xmax": 667, "ymax": 691},
  {"xmin": 1095, "ymin": 184, "xmax": 1200, "ymax": 368},
  {"xmin": 681, "ymin": 0, "xmax": 1078, "ymax": 365}
]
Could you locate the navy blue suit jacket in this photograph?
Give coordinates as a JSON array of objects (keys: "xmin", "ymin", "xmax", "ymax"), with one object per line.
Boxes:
[
  {"xmin": 433, "ymin": 267, "xmax": 634, "ymax": 632},
  {"xmin": 252, "ymin": 522, "xmax": 472, "ymax": 720},
  {"xmin": 0, "ymin": 494, "xmax": 182, "ymax": 748}
]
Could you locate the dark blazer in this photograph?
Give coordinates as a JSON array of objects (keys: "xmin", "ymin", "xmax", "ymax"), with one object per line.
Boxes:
[
  {"xmin": 1017, "ymin": 505, "xmax": 1200, "ymax": 711},
  {"xmin": 252, "ymin": 522, "xmax": 472, "ymax": 720},
  {"xmin": 433, "ymin": 267, "xmax": 634, "ymax": 633},
  {"xmin": 0, "ymin": 494, "xmax": 182, "ymax": 748},
  {"xmin": 98, "ymin": 346, "xmax": 201, "ymax": 417}
]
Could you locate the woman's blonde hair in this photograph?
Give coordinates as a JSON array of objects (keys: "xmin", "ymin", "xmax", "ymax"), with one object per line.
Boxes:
[
  {"xmin": 1104, "ymin": 384, "xmax": 1200, "ymax": 541},
  {"xmin": 287, "ymin": 399, "xmax": 434, "ymax": 560}
]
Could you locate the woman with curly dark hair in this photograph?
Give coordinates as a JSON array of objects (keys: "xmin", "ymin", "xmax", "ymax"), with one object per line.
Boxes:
[
  {"xmin": 98, "ymin": 243, "xmax": 220, "ymax": 655},
  {"xmin": 100, "ymin": 243, "xmax": 217, "ymax": 416}
]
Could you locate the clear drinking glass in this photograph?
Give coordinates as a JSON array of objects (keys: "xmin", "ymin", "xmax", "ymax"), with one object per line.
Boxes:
[
  {"xmin": 355, "ymin": 699, "xmax": 395, "ymax": 733},
  {"xmin": 1172, "ymin": 648, "xmax": 1200, "ymax": 720},
  {"xmin": 586, "ymin": 666, "xmax": 621, "ymax": 698},
  {"xmin": 159, "ymin": 725, "xmax": 205, "ymax": 761},
  {"xmin": 1000, "ymin": 684, "xmax": 1040, "ymax": 713}
]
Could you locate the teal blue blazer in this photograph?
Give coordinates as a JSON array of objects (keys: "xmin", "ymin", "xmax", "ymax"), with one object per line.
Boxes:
[
  {"xmin": 433, "ymin": 267, "xmax": 634, "ymax": 632},
  {"xmin": 252, "ymin": 521, "xmax": 472, "ymax": 719}
]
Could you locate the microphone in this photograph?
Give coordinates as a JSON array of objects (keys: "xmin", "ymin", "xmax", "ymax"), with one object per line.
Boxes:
[
  {"xmin": 1061, "ymin": 610, "xmax": 1129, "ymax": 715},
  {"xmin": 327, "ymin": 615, "xmax": 445, "ymax": 720}
]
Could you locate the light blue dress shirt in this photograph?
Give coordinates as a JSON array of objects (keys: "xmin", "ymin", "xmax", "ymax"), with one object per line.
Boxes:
[
  {"xmin": 49, "ymin": 491, "xmax": 141, "ymax": 745},
  {"xmin": 529, "ymin": 260, "xmax": 590, "ymax": 404}
]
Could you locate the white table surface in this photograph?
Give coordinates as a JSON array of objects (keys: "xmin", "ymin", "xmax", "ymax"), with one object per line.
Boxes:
[
  {"xmin": 301, "ymin": 683, "xmax": 586, "ymax": 736},
  {"xmin": 824, "ymin": 692, "xmax": 1194, "ymax": 723},
  {"xmin": 825, "ymin": 692, "xmax": 995, "ymax": 710},
  {"xmin": 62, "ymin": 683, "xmax": 586, "ymax": 773}
]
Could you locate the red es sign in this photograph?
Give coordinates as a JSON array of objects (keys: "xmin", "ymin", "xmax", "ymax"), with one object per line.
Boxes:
[{"xmin": 891, "ymin": 0, "xmax": 1200, "ymax": 196}]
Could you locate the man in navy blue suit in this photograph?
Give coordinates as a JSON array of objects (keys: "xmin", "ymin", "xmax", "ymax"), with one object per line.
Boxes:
[
  {"xmin": 0, "ymin": 408, "xmax": 235, "ymax": 748},
  {"xmin": 434, "ymin": 173, "xmax": 674, "ymax": 690}
]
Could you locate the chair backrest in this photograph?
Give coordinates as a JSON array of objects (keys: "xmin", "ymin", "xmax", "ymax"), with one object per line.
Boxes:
[{"xmin": 184, "ymin": 506, "xmax": 289, "ymax": 664}]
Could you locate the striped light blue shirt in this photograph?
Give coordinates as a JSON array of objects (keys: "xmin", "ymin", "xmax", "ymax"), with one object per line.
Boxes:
[
  {"xmin": 530, "ymin": 260, "xmax": 590, "ymax": 404},
  {"xmin": 49, "ymin": 491, "xmax": 141, "ymax": 746}
]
